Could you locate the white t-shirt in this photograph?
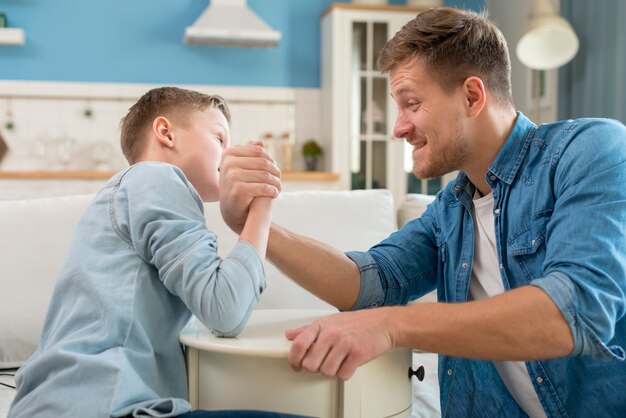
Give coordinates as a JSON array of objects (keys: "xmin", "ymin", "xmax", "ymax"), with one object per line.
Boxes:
[{"xmin": 469, "ymin": 191, "xmax": 547, "ymax": 418}]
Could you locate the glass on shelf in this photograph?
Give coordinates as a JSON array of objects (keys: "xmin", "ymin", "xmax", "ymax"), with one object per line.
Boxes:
[
  {"xmin": 31, "ymin": 133, "xmax": 51, "ymax": 168},
  {"xmin": 91, "ymin": 141, "xmax": 115, "ymax": 171},
  {"xmin": 56, "ymin": 137, "xmax": 75, "ymax": 169}
]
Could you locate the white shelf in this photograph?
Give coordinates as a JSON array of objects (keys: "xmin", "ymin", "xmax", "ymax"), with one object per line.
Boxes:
[{"xmin": 0, "ymin": 28, "xmax": 25, "ymax": 46}]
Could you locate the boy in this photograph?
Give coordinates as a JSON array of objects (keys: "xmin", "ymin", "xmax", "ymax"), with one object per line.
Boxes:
[{"xmin": 9, "ymin": 87, "xmax": 282, "ymax": 417}]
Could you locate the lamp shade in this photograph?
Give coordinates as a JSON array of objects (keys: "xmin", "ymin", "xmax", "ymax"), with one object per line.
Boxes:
[{"xmin": 516, "ymin": 0, "xmax": 579, "ymax": 70}]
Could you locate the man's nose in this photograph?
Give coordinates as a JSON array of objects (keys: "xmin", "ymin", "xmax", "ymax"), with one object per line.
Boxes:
[{"xmin": 393, "ymin": 112, "xmax": 413, "ymax": 140}]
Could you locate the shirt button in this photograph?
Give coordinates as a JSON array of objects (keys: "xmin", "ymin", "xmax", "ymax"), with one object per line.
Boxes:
[
  {"xmin": 490, "ymin": 175, "xmax": 496, "ymax": 181},
  {"xmin": 531, "ymin": 239, "xmax": 536, "ymax": 246},
  {"xmin": 461, "ymin": 262, "xmax": 469, "ymax": 269},
  {"xmin": 499, "ymin": 263, "xmax": 504, "ymax": 270},
  {"xmin": 536, "ymin": 376, "xmax": 544, "ymax": 384},
  {"xmin": 447, "ymin": 369, "xmax": 453, "ymax": 376},
  {"xmin": 494, "ymin": 208, "xmax": 501, "ymax": 215}
]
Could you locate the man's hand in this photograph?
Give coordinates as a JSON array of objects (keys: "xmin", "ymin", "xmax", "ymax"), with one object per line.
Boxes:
[
  {"xmin": 219, "ymin": 141, "xmax": 281, "ymax": 234},
  {"xmin": 285, "ymin": 309, "xmax": 395, "ymax": 381}
]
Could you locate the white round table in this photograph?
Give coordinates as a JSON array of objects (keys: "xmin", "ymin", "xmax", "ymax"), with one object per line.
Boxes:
[{"xmin": 180, "ymin": 309, "xmax": 412, "ymax": 418}]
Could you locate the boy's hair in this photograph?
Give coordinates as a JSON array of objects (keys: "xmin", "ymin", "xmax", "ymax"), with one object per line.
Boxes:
[
  {"xmin": 377, "ymin": 7, "xmax": 513, "ymax": 105},
  {"xmin": 120, "ymin": 87, "xmax": 231, "ymax": 164}
]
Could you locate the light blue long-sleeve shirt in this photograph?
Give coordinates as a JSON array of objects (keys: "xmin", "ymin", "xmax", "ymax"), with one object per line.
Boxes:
[
  {"xmin": 348, "ymin": 113, "xmax": 626, "ymax": 417},
  {"xmin": 9, "ymin": 162, "xmax": 266, "ymax": 418}
]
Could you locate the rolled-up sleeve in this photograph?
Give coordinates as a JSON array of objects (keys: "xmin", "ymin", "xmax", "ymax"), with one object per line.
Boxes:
[
  {"xmin": 346, "ymin": 200, "xmax": 440, "ymax": 310},
  {"xmin": 346, "ymin": 251, "xmax": 385, "ymax": 310},
  {"xmin": 532, "ymin": 272, "xmax": 625, "ymax": 360}
]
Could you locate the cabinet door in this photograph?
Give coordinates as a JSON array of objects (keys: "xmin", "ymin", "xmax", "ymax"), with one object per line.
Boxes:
[
  {"xmin": 323, "ymin": 7, "xmax": 449, "ymax": 202},
  {"xmin": 348, "ymin": 12, "xmax": 445, "ymax": 201},
  {"xmin": 350, "ymin": 21, "xmax": 390, "ymax": 191}
]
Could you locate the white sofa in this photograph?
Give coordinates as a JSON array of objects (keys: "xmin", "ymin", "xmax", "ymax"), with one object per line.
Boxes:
[{"xmin": 0, "ymin": 189, "xmax": 439, "ymax": 418}]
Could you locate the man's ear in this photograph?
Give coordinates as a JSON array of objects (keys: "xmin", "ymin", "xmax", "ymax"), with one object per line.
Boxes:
[
  {"xmin": 462, "ymin": 76, "xmax": 486, "ymax": 118},
  {"xmin": 153, "ymin": 116, "xmax": 174, "ymax": 148}
]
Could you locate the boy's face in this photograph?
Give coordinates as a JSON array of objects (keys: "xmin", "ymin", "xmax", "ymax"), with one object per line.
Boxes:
[{"xmin": 173, "ymin": 107, "xmax": 230, "ymax": 202}]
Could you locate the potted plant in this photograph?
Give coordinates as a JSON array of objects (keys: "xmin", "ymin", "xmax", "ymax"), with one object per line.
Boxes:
[{"xmin": 302, "ymin": 139, "xmax": 323, "ymax": 171}]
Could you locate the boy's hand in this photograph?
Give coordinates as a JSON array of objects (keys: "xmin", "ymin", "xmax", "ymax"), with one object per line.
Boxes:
[{"xmin": 219, "ymin": 141, "xmax": 281, "ymax": 234}]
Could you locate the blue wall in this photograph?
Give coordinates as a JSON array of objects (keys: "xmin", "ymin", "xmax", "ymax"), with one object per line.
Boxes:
[{"xmin": 0, "ymin": 0, "xmax": 483, "ymax": 88}]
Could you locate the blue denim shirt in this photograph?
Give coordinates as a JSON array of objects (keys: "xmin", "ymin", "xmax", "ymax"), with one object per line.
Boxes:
[
  {"xmin": 348, "ymin": 113, "xmax": 626, "ymax": 417},
  {"xmin": 10, "ymin": 163, "xmax": 266, "ymax": 418}
]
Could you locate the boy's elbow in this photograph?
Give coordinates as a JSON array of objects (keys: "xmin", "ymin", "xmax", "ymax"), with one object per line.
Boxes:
[
  {"xmin": 202, "ymin": 261, "xmax": 263, "ymax": 337},
  {"xmin": 213, "ymin": 328, "xmax": 243, "ymax": 338},
  {"xmin": 208, "ymin": 303, "xmax": 254, "ymax": 338}
]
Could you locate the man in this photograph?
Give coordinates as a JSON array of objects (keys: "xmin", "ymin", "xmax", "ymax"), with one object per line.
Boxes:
[{"xmin": 219, "ymin": 7, "xmax": 626, "ymax": 417}]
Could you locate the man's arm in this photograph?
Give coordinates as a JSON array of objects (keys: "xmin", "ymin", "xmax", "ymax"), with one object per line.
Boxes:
[
  {"xmin": 266, "ymin": 224, "xmax": 361, "ymax": 311},
  {"xmin": 287, "ymin": 285, "xmax": 574, "ymax": 380}
]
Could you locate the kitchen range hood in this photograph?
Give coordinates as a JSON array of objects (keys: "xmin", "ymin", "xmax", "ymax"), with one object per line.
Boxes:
[{"xmin": 185, "ymin": 0, "xmax": 281, "ymax": 47}]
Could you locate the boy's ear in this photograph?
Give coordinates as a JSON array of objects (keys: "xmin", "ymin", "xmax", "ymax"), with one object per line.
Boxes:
[
  {"xmin": 153, "ymin": 116, "xmax": 174, "ymax": 148},
  {"xmin": 462, "ymin": 76, "xmax": 486, "ymax": 118}
]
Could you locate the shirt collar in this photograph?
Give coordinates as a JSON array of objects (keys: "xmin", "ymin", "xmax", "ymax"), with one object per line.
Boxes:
[
  {"xmin": 488, "ymin": 111, "xmax": 536, "ymax": 185},
  {"xmin": 453, "ymin": 112, "xmax": 536, "ymax": 201}
]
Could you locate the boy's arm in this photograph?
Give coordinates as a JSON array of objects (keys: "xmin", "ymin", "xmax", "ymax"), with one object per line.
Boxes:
[{"xmin": 238, "ymin": 197, "xmax": 273, "ymax": 259}]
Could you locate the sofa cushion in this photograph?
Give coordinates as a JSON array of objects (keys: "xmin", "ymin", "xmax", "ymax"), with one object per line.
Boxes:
[
  {"xmin": 397, "ymin": 193, "xmax": 436, "ymax": 228},
  {"xmin": 0, "ymin": 194, "xmax": 94, "ymax": 368}
]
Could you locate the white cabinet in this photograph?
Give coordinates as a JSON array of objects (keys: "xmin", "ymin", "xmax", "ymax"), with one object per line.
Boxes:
[{"xmin": 321, "ymin": 4, "xmax": 450, "ymax": 204}]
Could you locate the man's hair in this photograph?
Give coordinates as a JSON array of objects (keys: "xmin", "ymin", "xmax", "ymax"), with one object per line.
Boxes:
[
  {"xmin": 120, "ymin": 87, "xmax": 231, "ymax": 164},
  {"xmin": 377, "ymin": 7, "xmax": 513, "ymax": 105}
]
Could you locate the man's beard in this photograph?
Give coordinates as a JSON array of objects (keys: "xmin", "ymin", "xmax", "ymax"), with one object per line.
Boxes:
[{"xmin": 412, "ymin": 126, "xmax": 468, "ymax": 180}]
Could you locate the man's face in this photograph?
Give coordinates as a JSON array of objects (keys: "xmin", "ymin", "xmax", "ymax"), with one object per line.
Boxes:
[
  {"xmin": 390, "ymin": 58, "xmax": 469, "ymax": 180},
  {"xmin": 174, "ymin": 108, "xmax": 230, "ymax": 202}
]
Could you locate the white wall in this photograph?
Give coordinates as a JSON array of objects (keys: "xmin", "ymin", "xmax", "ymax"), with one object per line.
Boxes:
[{"xmin": 0, "ymin": 81, "xmax": 324, "ymax": 174}]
